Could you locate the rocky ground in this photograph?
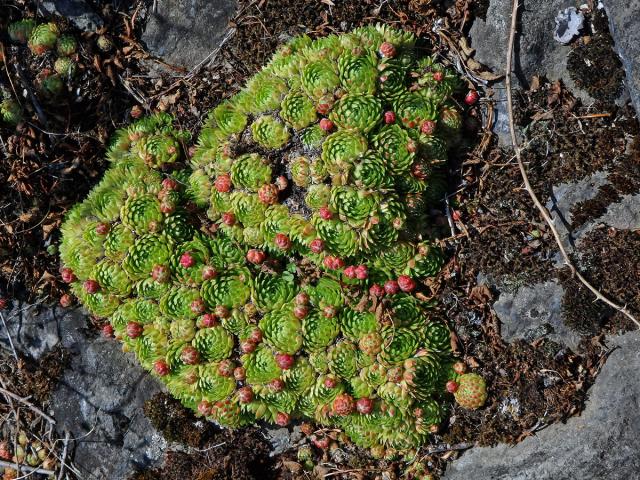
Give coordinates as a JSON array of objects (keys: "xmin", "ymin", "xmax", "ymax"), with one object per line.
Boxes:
[{"xmin": 1, "ymin": 0, "xmax": 640, "ymax": 479}]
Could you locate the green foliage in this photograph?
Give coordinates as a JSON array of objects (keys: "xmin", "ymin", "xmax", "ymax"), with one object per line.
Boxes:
[{"xmin": 59, "ymin": 25, "xmax": 479, "ymax": 457}]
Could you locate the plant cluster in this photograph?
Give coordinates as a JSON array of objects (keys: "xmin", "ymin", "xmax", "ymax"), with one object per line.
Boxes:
[
  {"xmin": 59, "ymin": 26, "xmax": 486, "ymax": 457},
  {"xmin": 6, "ymin": 19, "xmax": 79, "ymax": 100}
]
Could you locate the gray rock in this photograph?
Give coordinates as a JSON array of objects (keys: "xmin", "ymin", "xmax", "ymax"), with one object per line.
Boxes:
[
  {"xmin": 554, "ymin": 7, "xmax": 585, "ymax": 44},
  {"xmin": 492, "ymin": 280, "xmax": 581, "ymax": 350},
  {"xmin": 142, "ymin": 0, "xmax": 237, "ymax": 70},
  {"xmin": 265, "ymin": 425, "xmax": 304, "ymax": 456},
  {"xmin": 40, "ymin": 0, "xmax": 103, "ymax": 31},
  {"xmin": 0, "ymin": 304, "xmax": 166, "ymax": 479},
  {"xmin": 444, "ymin": 331, "xmax": 640, "ymax": 480},
  {"xmin": 469, "ymin": 0, "xmax": 595, "ymax": 143},
  {"xmin": 602, "ymin": 0, "xmax": 640, "ymax": 114}
]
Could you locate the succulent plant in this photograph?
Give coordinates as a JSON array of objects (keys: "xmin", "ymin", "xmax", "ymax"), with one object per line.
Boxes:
[
  {"xmin": 56, "ymin": 34, "xmax": 78, "ymax": 56},
  {"xmin": 0, "ymin": 91, "xmax": 23, "ymax": 126},
  {"xmin": 54, "ymin": 57, "xmax": 77, "ymax": 77},
  {"xmin": 60, "ymin": 26, "xmax": 483, "ymax": 457},
  {"xmin": 8, "ymin": 19, "xmax": 37, "ymax": 44},
  {"xmin": 28, "ymin": 22, "xmax": 58, "ymax": 55}
]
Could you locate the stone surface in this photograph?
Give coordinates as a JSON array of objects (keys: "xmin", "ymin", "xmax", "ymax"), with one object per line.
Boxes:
[
  {"xmin": 40, "ymin": 0, "xmax": 103, "ymax": 31},
  {"xmin": 469, "ymin": 0, "xmax": 595, "ymax": 143},
  {"xmin": 554, "ymin": 7, "xmax": 584, "ymax": 44},
  {"xmin": 141, "ymin": 0, "xmax": 237, "ymax": 70},
  {"xmin": 444, "ymin": 331, "xmax": 640, "ymax": 480},
  {"xmin": 0, "ymin": 304, "xmax": 166, "ymax": 479},
  {"xmin": 492, "ymin": 280, "xmax": 581, "ymax": 350},
  {"xmin": 602, "ymin": 0, "xmax": 640, "ymax": 114}
]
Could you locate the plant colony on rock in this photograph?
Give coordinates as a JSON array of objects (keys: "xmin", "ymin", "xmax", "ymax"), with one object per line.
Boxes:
[{"xmin": 59, "ymin": 26, "xmax": 486, "ymax": 457}]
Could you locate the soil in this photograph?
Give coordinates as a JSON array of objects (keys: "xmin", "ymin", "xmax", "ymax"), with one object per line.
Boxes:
[{"xmin": 1, "ymin": 0, "xmax": 638, "ymax": 479}]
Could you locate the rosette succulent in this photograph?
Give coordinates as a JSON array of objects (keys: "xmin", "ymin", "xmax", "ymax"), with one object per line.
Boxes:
[{"xmin": 60, "ymin": 26, "xmax": 484, "ymax": 457}]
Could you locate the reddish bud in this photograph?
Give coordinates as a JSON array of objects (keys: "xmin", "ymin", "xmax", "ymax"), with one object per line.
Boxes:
[
  {"xmin": 215, "ymin": 174, "xmax": 232, "ymax": 192},
  {"xmin": 397, "ymin": 275, "xmax": 416, "ymax": 292},
  {"xmin": 249, "ymin": 328, "xmax": 263, "ymax": 343},
  {"xmin": 246, "ymin": 249, "xmax": 266, "ymax": 265},
  {"xmin": 180, "ymin": 252, "xmax": 195, "ymax": 268},
  {"xmin": 323, "ymin": 305, "xmax": 337, "ymax": 318},
  {"xmin": 313, "ymin": 436, "xmax": 330, "ymax": 449},
  {"xmin": 309, "ymin": 238, "xmax": 324, "ymax": 253},
  {"xmin": 198, "ymin": 400, "xmax": 211, "ymax": 416},
  {"xmin": 269, "ymin": 378, "xmax": 285, "ymax": 392},
  {"xmin": 324, "ymin": 376, "xmax": 337, "ymax": 389},
  {"xmin": 355, "ymin": 265, "xmax": 368, "ymax": 280},
  {"xmin": 240, "ymin": 340, "xmax": 257, "ymax": 353},
  {"xmin": 233, "ymin": 366, "xmax": 246, "ymax": 381},
  {"xmin": 369, "ymin": 284, "xmax": 385, "ymax": 297},
  {"xmin": 384, "ymin": 280, "xmax": 400, "ymax": 295},
  {"xmin": 151, "ymin": 264, "xmax": 170, "ymax": 282},
  {"xmin": 162, "ymin": 178, "xmax": 178, "ymax": 190},
  {"xmin": 295, "ymin": 292, "xmax": 310, "ymax": 305},
  {"xmin": 446, "ymin": 380, "xmax": 459, "ymax": 393},
  {"xmin": 258, "ymin": 184, "xmax": 279, "ymax": 205},
  {"xmin": 384, "ymin": 111, "xmax": 396, "ymax": 124},
  {"xmin": 190, "ymin": 299, "xmax": 205, "ymax": 314},
  {"xmin": 154, "ymin": 359, "xmax": 170, "ymax": 376},
  {"xmin": 201, "ymin": 265, "xmax": 217, "ymax": 280},
  {"xmin": 465, "ymin": 90, "xmax": 480, "ymax": 105},
  {"xmin": 323, "ymin": 256, "xmax": 344, "ymax": 270},
  {"xmin": 407, "ymin": 139, "xmax": 417, "ymax": 153},
  {"xmin": 126, "ymin": 321, "xmax": 143, "ymax": 339},
  {"xmin": 61, "ymin": 267, "xmax": 76, "ymax": 283},
  {"xmin": 181, "ymin": 346, "xmax": 200, "ymax": 365},
  {"xmin": 318, "ymin": 206, "xmax": 332, "ymax": 220},
  {"xmin": 343, "ymin": 265, "xmax": 357, "ymax": 279},
  {"xmin": 95, "ymin": 222, "xmax": 110, "ymax": 235},
  {"xmin": 59, "ymin": 294, "xmax": 73, "ymax": 308},
  {"xmin": 275, "ymin": 412, "xmax": 290, "ymax": 426},
  {"xmin": 238, "ymin": 386, "xmax": 254, "ymax": 403},
  {"xmin": 420, "ymin": 120, "xmax": 436, "ymax": 135},
  {"xmin": 319, "ymin": 118, "xmax": 334, "ymax": 132},
  {"xmin": 102, "ymin": 324, "xmax": 114, "ymax": 337},
  {"xmin": 221, "ymin": 212, "xmax": 236, "ymax": 226},
  {"xmin": 433, "ymin": 71, "xmax": 444, "ymax": 82},
  {"xmin": 379, "ymin": 41, "xmax": 397, "ymax": 58},
  {"xmin": 293, "ymin": 305, "xmax": 309, "ymax": 319},
  {"xmin": 200, "ymin": 313, "xmax": 218, "ymax": 328},
  {"xmin": 274, "ymin": 233, "xmax": 291, "ymax": 250},
  {"xmin": 333, "ymin": 393, "xmax": 355, "ymax": 416},
  {"xmin": 160, "ymin": 201, "xmax": 175, "ymax": 214},
  {"xmin": 83, "ymin": 279, "xmax": 99, "ymax": 294},
  {"xmin": 215, "ymin": 305, "xmax": 230, "ymax": 319},
  {"xmin": 275, "ymin": 353, "xmax": 295, "ymax": 370},
  {"xmin": 218, "ymin": 359, "xmax": 235, "ymax": 377},
  {"xmin": 356, "ymin": 397, "xmax": 374, "ymax": 414}
]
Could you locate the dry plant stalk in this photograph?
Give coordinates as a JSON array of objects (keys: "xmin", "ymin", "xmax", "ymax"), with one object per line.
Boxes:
[{"xmin": 504, "ymin": 0, "xmax": 640, "ymax": 329}]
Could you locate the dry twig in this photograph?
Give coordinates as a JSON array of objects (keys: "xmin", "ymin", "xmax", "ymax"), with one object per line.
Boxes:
[
  {"xmin": 504, "ymin": 0, "xmax": 639, "ymax": 328},
  {"xmin": 0, "ymin": 386, "xmax": 57, "ymax": 425}
]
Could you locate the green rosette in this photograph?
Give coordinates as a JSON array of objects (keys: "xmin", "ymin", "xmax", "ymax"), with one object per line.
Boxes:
[
  {"xmin": 138, "ymin": 134, "xmax": 181, "ymax": 167},
  {"xmin": 290, "ymin": 156, "xmax": 311, "ymax": 187},
  {"xmin": 389, "ymin": 294, "xmax": 425, "ymax": 329},
  {"xmin": 283, "ymin": 358, "xmax": 315, "ymax": 394},
  {"xmin": 8, "ymin": 19, "xmax": 36, "ymax": 43},
  {"xmin": 28, "ymin": 23, "xmax": 58, "ymax": 54},
  {"xmin": 242, "ymin": 345, "xmax": 282, "ymax": 385},
  {"xmin": 302, "ymin": 311, "xmax": 339, "ymax": 351},
  {"xmin": 259, "ymin": 309, "xmax": 302, "ymax": 355},
  {"xmin": 412, "ymin": 242, "xmax": 444, "ymax": 277},
  {"xmin": 93, "ymin": 259, "xmax": 133, "ymax": 296},
  {"xmin": 306, "ymin": 277, "xmax": 343, "ymax": 308},
  {"xmin": 230, "ymin": 192, "xmax": 267, "ymax": 227},
  {"xmin": 121, "ymin": 194, "xmax": 163, "ymax": 233},
  {"xmin": 407, "ymin": 353, "xmax": 442, "ymax": 401},
  {"xmin": 339, "ymin": 308, "xmax": 377, "ymax": 341},
  {"xmin": 193, "ymin": 326, "xmax": 234, "ymax": 361},
  {"xmin": 246, "ymin": 73, "xmax": 288, "ymax": 112},
  {"xmin": 328, "ymin": 341, "xmax": 358, "ymax": 379},
  {"xmin": 380, "ymin": 326, "xmax": 420, "ymax": 364},
  {"xmin": 163, "ymin": 210, "xmax": 195, "ymax": 244},
  {"xmin": 330, "ymin": 186, "xmax": 380, "ymax": 227},
  {"xmin": 313, "ymin": 217, "xmax": 359, "ymax": 257},
  {"xmin": 338, "ymin": 50, "xmax": 378, "ymax": 94},
  {"xmin": 134, "ymin": 324, "xmax": 168, "ymax": 368},
  {"xmin": 393, "ymin": 93, "xmax": 437, "ymax": 129},
  {"xmin": 280, "ymin": 90, "xmax": 317, "ymax": 130},
  {"xmin": 299, "ymin": 125, "xmax": 326, "ymax": 148},
  {"xmin": 210, "ymin": 101, "xmax": 247, "ymax": 136},
  {"xmin": 197, "ymin": 364, "xmax": 236, "ymax": 402},
  {"xmin": 253, "ymin": 272, "xmax": 296, "ymax": 311},
  {"xmin": 372, "ymin": 124, "xmax": 414, "ymax": 174},
  {"xmin": 352, "ymin": 151, "xmax": 391, "ymax": 189},
  {"xmin": 123, "ymin": 234, "xmax": 171, "ymax": 279},
  {"xmin": 170, "ymin": 236, "xmax": 211, "ymax": 284},
  {"xmin": 301, "ymin": 60, "xmax": 340, "ymax": 99},
  {"xmin": 71, "ymin": 283, "xmax": 120, "ymax": 318},
  {"xmin": 0, "ymin": 96, "xmax": 23, "ymax": 126},
  {"xmin": 135, "ymin": 277, "xmax": 170, "ymax": 299},
  {"xmin": 200, "ymin": 269, "xmax": 251, "ymax": 309},
  {"xmin": 304, "ymin": 184, "xmax": 331, "ymax": 210},
  {"xmin": 329, "ymin": 94, "xmax": 382, "ymax": 133},
  {"xmin": 423, "ymin": 320, "xmax": 451, "ymax": 353},
  {"xmin": 169, "ymin": 318, "xmax": 196, "ymax": 341},
  {"xmin": 251, "ymin": 116, "xmax": 290, "ymax": 149},
  {"xmin": 321, "ymin": 130, "xmax": 368, "ymax": 177},
  {"xmin": 159, "ymin": 286, "xmax": 201, "ymax": 319},
  {"xmin": 230, "ymin": 153, "xmax": 272, "ymax": 191}
]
